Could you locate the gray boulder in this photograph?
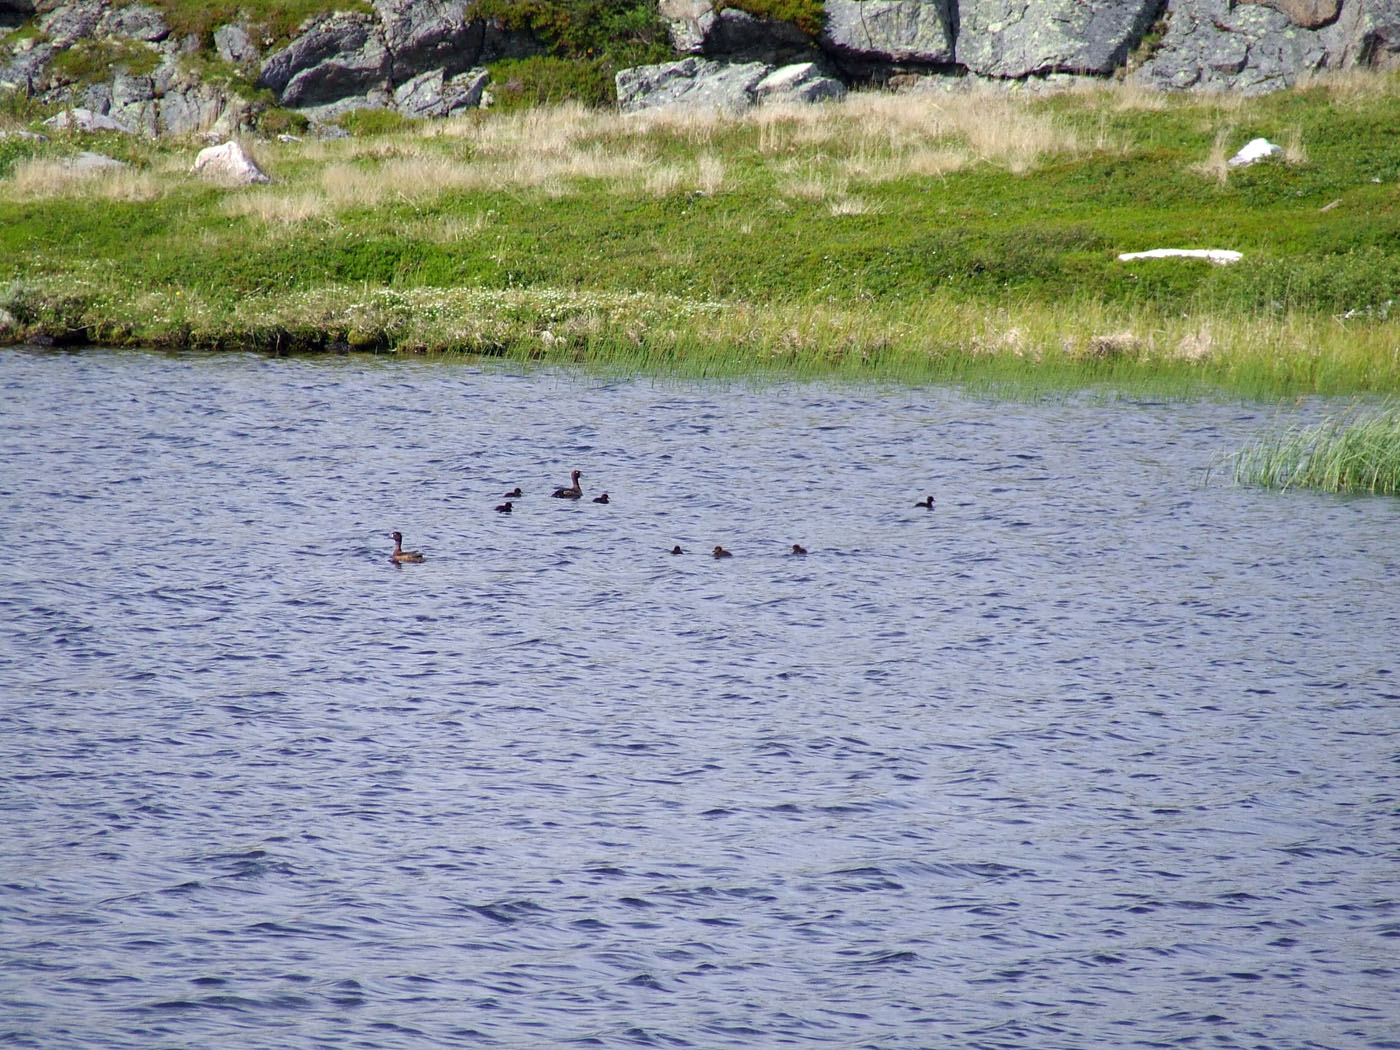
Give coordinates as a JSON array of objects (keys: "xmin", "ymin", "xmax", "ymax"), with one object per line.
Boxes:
[
  {"xmin": 213, "ymin": 24, "xmax": 260, "ymax": 68},
  {"xmin": 955, "ymin": 0, "xmax": 1161, "ymax": 77},
  {"xmin": 159, "ymin": 82, "xmax": 238, "ymax": 135},
  {"xmin": 659, "ymin": 0, "xmax": 714, "ymax": 52},
  {"xmin": 257, "ymin": 12, "xmax": 390, "ymax": 107},
  {"xmin": 43, "ymin": 106, "xmax": 133, "ymax": 132},
  {"xmin": 1135, "ymin": 0, "xmax": 1335, "ymax": 92},
  {"xmin": 819, "ymin": 0, "xmax": 956, "ymax": 70},
  {"xmin": 394, "ymin": 66, "xmax": 490, "ymax": 117},
  {"xmin": 99, "ymin": 3, "xmax": 167, "ymax": 42},
  {"xmin": 616, "ymin": 56, "xmax": 772, "ymax": 113},
  {"xmin": 375, "ymin": 0, "xmax": 483, "ymax": 81},
  {"xmin": 109, "ymin": 70, "xmax": 156, "ymax": 134},
  {"xmin": 1317, "ymin": 0, "xmax": 1400, "ymax": 69},
  {"xmin": 36, "ymin": 0, "xmax": 105, "ymax": 45},
  {"xmin": 755, "ymin": 61, "xmax": 848, "ymax": 103},
  {"xmin": 657, "ymin": 3, "xmax": 813, "ymax": 62},
  {"xmin": 67, "ymin": 150, "xmax": 128, "ymax": 171},
  {"xmin": 0, "ymin": 39, "xmax": 56, "ymax": 94}
]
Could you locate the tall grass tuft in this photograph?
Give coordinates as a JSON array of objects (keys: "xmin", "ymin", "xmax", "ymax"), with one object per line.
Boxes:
[{"xmin": 1231, "ymin": 403, "xmax": 1400, "ymax": 495}]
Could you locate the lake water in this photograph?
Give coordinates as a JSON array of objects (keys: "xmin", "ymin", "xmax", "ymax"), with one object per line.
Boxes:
[{"xmin": 1, "ymin": 346, "xmax": 1397, "ymax": 1050}]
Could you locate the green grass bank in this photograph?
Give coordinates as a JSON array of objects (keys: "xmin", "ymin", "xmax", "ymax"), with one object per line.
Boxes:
[{"xmin": 3, "ymin": 71, "xmax": 1400, "ymax": 398}]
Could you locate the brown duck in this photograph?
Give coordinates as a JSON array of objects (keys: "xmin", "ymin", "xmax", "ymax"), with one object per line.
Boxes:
[
  {"xmin": 551, "ymin": 470, "xmax": 583, "ymax": 499},
  {"xmin": 390, "ymin": 531, "xmax": 425, "ymax": 563}
]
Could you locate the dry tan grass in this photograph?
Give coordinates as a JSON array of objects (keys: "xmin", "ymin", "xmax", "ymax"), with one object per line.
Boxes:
[
  {"xmin": 828, "ymin": 195, "xmax": 880, "ymax": 216},
  {"xmin": 1297, "ymin": 67, "xmax": 1400, "ymax": 105},
  {"xmin": 1284, "ymin": 125, "xmax": 1308, "ymax": 165},
  {"xmin": 695, "ymin": 152, "xmax": 725, "ymax": 194},
  {"xmin": 644, "ymin": 163, "xmax": 685, "ymax": 196},
  {"xmin": 1097, "ymin": 79, "xmax": 1174, "ymax": 112},
  {"xmin": 1193, "ymin": 125, "xmax": 1234, "ymax": 185},
  {"xmin": 221, "ymin": 188, "xmax": 332, "ymax": 225},
  {"xmin": 6, "ymin": 157, "xmax": 164, "ymax": 201},
  {"xmin": 215, "ymin": 88, "xmax": 1091, "ymax": 217}
]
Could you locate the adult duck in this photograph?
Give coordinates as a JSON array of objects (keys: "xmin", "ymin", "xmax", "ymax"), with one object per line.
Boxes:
[
  {"xmin": 390, "ymin": 531, "xmax": 425, "ymax": 563},
  {"xmin": 552, "ymin": 470, "xmax": 583, "ymax": 499}
]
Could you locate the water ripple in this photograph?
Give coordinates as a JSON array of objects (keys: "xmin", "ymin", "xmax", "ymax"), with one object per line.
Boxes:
[{"xmin": 1, "ymin": 348, "xmax": 1398, "ymax": 1049}]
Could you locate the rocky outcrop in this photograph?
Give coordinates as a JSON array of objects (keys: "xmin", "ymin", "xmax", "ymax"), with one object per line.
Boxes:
[
  {"xmin": 617, "ymin": 56, "xmax": 771, "ymax": 112},
  {"xmin": 755, "ymin": 60, "xmax": 849, "ymax": 103},
  {"xmin": 4, "ymin": 0, "xmax": 1399, "ymax": 136},
  {"xmin": 1, "ymin": 0, "xmax": 536, "ymax": 135},
  {"xmin": 1135, "ymin": 0, "xmax": 1400, "ymax": 93},
  {"xmin": 820, "ymin": 1, "xmax": 956, "ymax": 71},
  {"xmin": 955, "ymin": 0, "xmax": 1161, "ymax": 77},
  {"xmin": 648, "ymin": 0, "xmax": 1400, "ymax": 105},
  {"xmin": 617, "ymin": 55, "xmax": 847, "ymax": 112},
  {"xmin": 393, "ymin": 67, "xmax": 490, "ymax": 118},
  {"xmin": 253, "ymin": 0, "xmax": 540, "ymax": 118},
  {"xmin": 257, "ymin": 12, "xmax": 389, "ymax": 108},
  {"xmin": 663, "ymin": 2, "xmax": 815, "ymax": 62}
]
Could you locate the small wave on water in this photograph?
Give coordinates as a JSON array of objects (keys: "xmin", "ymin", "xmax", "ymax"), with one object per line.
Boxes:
[{"xmin": 1, "ymin": 347, "xmax": 1398, "ymax": 1049}]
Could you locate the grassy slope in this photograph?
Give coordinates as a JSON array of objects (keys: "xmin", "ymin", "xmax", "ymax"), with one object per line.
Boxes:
[{"xmin": 2, "ymin": 73, "xmax": 1399, "ymax": 395}]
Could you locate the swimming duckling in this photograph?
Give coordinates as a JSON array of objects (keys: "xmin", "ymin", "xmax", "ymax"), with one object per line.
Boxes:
[
  {"xmin": 551, "ymin": 470, "xmax": 583, "ymax": 499},
  {"xmin": 670, "ymin": 545, "xmax": 684, "ymax": 555},
  {"xmin": 389, "ymin": 531, "xmax": 425, "ymax": 563},
  {"xmin": 592, "ymin": 492, "xmax": 610, "ymax": 504},
  {"xmin": 915, "ymin": 495, "xmax": 935, "ymax": 509},
  {"xmin": 713, "ymin": 545, "xmax": 732, "ymax": 559},
  {"xmin": 790, "ymin": 543, "xmax": 807, "ymax": 555},
  {"xmin": 495, "ymin": 501, "xmax": 513, "ymax": 513},
  {"xmin": 503, "ymin": 487, "xmax": 522, "ymax": 498}
]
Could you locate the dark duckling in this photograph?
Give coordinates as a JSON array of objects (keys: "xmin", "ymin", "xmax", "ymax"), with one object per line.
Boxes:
[
  {"xmin": 390, "ymin": 531, "xmax": 425, "ymax": 563},
  {"xmin": 592, "ymin": 492, "xmax": 610, "ymax": 504},
  {"xmin": 915, "ymin": 495, "xmax": 935, "ymax": 509},
  {"xmin": 495, "ymin": 501, "xmax": 513, "ymax": 513},
  {"xmin": 713, "ymin": 545, "xmax": 732, "ymax": 559},
  {"xmin": 790, "ymin": 543, "xmax": 807, "ymax": 555},
  {"xmin": 504, "ymin": 487, "xmax": 522, "ymax": 498},
  {"xmin": 670, "ymin": 545, "xmax": 684, "ymax": 555},
  {"xmin": 552, "ymin": 470, "xmax": 583, "ymax": 499}
]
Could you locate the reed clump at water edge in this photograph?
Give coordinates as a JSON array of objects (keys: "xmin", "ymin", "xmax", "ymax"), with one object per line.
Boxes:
[
  {"xmin": 2, "ymin": 72, "xmax": 1400, "ymax": 398},
  {"xmin": 1230, "ymin": 403, "xmax": 1400, "ymax": 496}
]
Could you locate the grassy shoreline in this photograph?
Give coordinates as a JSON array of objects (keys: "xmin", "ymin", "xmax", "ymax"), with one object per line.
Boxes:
[{"xmin": 4, "ymin": 73, "xmax": 1400, "ymax": 397}]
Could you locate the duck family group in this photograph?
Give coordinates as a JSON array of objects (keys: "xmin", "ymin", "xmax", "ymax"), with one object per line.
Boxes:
[{"xmin": 390, "ymin": 470, "xmax": 934, "ymax": 564}]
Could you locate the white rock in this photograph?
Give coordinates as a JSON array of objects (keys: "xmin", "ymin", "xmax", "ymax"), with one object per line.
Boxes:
[
  {"xmin": 192, "ymin": 140, "xmax": 269, "ymax": 185},
  {"xmin": 1227, "ymin": 137, "xmax": 1283, "ymax": 167},
  {"xmin": 1117, "ymin": 249, "xmax": 1243, "ymax": 265}
]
